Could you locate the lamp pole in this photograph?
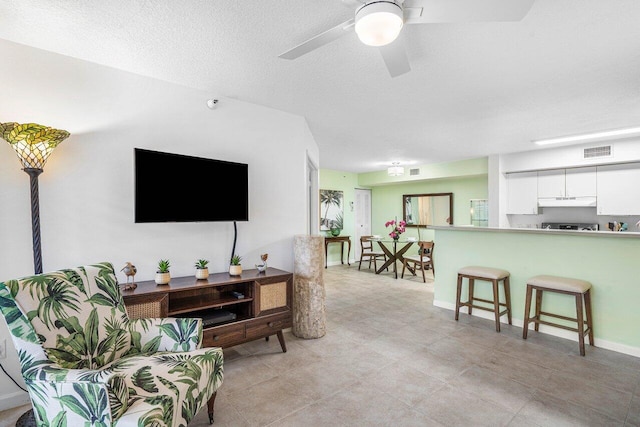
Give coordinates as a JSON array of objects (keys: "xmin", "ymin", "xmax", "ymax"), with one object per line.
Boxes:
[{"xmin": 24, "ymin": 168, "xmax": 44, "ymax": 274}]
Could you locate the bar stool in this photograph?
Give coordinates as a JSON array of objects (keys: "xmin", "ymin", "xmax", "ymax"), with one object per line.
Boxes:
[
  {"xmin": 455, "ymin": 266, "xmax": 512, "ymax": 332},
  {"xmin": 523, "ymin": 275, "xmax": 594, "ymax": 356}
]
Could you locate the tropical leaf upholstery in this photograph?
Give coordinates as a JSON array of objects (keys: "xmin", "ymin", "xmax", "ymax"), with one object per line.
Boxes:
[{"xmin": 0, "ymin": 262, "xmax": 224, "ymax": 426}]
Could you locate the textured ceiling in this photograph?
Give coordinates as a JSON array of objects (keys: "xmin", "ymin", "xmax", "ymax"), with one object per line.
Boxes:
[{"xmin": 1, "ymin": 0, "xmax": 639, "ymax": 173}]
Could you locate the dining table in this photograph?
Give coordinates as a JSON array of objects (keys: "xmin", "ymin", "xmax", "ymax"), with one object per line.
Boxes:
[{"xmin": 372, "ymin": 238, "xmax": 416, "ymax": 279}]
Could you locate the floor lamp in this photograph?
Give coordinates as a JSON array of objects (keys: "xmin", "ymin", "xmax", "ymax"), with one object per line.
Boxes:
[
  {"xmin": 1, "ymin": 122, "xmax": 69, "ymax": 427},
  {"xmin": 0, "ymin": 122, "xmax": 70, "ymax": 274}
]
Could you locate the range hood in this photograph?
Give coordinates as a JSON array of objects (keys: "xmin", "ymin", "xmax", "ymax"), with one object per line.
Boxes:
[{"xmin": 538, "ymin": 196, "xmax": 597, "ymax": 207}]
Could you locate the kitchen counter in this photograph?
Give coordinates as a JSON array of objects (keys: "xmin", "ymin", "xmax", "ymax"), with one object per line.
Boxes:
[
  {"xmin": 430, "ymin": 225, "xmax": 640, "ymax": 239},
  {"xmin": 431, "ymin": 225, "xmax": 640, "ymax": 357}
]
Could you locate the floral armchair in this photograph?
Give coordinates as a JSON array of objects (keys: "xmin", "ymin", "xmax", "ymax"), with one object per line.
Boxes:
[{"xmin": 0, "ymin": 262, "xmax": 224, "ymax": 426}]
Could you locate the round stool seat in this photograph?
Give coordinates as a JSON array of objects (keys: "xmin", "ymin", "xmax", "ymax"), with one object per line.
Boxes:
[
  {"xmin": 527, "ymin": 275, "xmax": 592, "ymax": 293},
  {"xmin": 458, "ymin": 266, "xmax": 510, "ymax": 280}
]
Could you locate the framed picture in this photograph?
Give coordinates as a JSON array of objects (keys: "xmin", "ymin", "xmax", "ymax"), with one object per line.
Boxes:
[{"xmin": 319, "ymin": 189, "xmax": 344, "ymax": 231}]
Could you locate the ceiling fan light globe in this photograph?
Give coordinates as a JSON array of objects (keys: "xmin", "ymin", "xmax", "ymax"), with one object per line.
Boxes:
[{"xmin": 355, "ymin": 1, "xmax": 404, "ymax": 47}]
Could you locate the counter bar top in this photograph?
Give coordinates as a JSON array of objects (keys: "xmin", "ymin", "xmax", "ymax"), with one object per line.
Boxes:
[{"xmin": 430, "ymin": 225, "xmax": 640, "ymax": 239}]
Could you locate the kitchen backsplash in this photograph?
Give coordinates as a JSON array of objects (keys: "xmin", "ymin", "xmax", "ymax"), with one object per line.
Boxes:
[{"xmin": 508, "ymin": 207, "xmax": 640, "ymax": 231}]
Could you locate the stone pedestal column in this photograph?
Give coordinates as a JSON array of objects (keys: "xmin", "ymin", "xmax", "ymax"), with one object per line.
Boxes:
[{"xmin": 292, "ymin": 235, "xmax": 326, "ymax": 339}]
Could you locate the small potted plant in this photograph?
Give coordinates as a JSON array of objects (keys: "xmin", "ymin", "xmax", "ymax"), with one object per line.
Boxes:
[
  {"xmin": 229, "ymin": 254, "xmax": 242, "ymax": 276},
  {"xmin": 155, "ymin": 259, "xmax": 171, "ymax": 285},
  {"xmin": 195, "ymin": 258, "xmax": 209, "ymax": 280}
]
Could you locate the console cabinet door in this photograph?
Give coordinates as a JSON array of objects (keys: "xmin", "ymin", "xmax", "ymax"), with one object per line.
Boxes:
[
  {"xmin": 254, "ymin": 276, "xmax": 293, "ymax": 317},
  {"xmin": 597, "ymin": 163, "xmax": 640, "ymax": 215},
  {"xmin": 507, "ymin": 172, "xmax": 538, "ymax": 214}
]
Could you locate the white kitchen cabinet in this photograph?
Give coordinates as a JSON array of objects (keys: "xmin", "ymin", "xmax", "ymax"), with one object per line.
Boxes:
[
  {"xmin": 538, "ymin": 167, "xmax": 596, "ymax": 198},
  {"xmin": 597, "ymin": 163, "xmax": 640, "ymax": 215},
  {"xmin": 566, "ymin": 167, "xmax": 596, "ymax": 197},
  {"xmin": 537, "ymin": 169, "xmax": 565, "ymax": 198},
  {"xmin": 507, "ymin": 171, "xmax": 538, "ymax": 214}
]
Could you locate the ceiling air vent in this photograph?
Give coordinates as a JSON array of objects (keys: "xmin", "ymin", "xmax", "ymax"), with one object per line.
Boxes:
[
  {"xmin": 583, "ymin": 145, "xmax": 612, "ymax": 159},
  {"xmin": 409, "ymin": 168, "xmax": 420, "ymax": 176}
]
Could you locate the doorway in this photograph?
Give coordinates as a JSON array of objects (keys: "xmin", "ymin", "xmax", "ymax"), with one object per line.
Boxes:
[
  {"xmin": 354, "ymin": 188, "xmax": 372, "ymax": 260},
  {"xmin": 307, "ymin": 156, "xmax": 319, "ymax": 235}
]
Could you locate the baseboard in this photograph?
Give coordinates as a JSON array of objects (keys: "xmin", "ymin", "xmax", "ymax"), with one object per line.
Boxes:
[
  {"xmin": 433, "ymin": 299, "xmax": 640, "ymax": 358},
  {"xmin": 0, "ymin": 390, "xmax": 30, "ymax": 412},
  {"xmin": 325, "ymin": 259, "xmax": 356, "ymax": 267}
]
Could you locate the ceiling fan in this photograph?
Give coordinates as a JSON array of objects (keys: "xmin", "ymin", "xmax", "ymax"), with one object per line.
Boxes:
[{"xmin": 279, "ymin": 0, "xmax": 535, "ymax": 78}]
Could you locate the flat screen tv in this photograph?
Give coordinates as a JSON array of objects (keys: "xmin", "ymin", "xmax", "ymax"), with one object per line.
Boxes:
[{"xmin": 135, "ymin": 148, "xmax": 248, "ymax": 223}]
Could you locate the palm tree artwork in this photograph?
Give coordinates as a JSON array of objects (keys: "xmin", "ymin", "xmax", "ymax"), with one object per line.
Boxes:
[{"xmin": 320, "ymin": 189, "xmax": 344, "ymax": 231}]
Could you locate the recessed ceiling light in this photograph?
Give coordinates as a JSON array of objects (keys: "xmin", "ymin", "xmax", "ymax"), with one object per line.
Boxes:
[{"xmin": 533, "ymin": 126, "xmax": 640, "ymax": 146}]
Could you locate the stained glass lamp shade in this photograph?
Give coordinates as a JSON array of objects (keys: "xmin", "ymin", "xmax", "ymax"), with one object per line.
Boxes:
[{"xmin": 0, "ymin": 122, "xmax": 69, "ymax": 169}]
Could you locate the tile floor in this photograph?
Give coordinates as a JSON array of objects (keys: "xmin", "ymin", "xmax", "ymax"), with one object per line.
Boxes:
[{"xmin": 2, "ymin": 264, "xmax": 640, "ymax": 426}]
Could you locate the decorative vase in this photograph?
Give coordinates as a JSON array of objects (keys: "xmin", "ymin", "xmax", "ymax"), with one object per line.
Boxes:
[
  {"xmin": 229, "ymin": 265, "xmax": 242, "ymax": 276},
  {"xmin": 155, "ymin": 272, "xmax": 171, "ymax": 285},
  {"xmin": 330, "ymin": 227, "xmax": 341, "ymax": 237},
  {"xmin": 195, "ymin": 268, "xmax": 209, "ymax": 280}
]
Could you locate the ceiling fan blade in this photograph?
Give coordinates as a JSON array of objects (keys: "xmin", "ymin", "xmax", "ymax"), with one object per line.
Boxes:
[
  {"xmin": 279, "ymin": 19, "xmax": 355, "ymax": 60},
  {"xmin": 379, "ymin": 39, "xmax": 411, "ymax": 78},
  {"xmin": 403, "ymin": 0, "xmax": 535, "ymax": 23}
]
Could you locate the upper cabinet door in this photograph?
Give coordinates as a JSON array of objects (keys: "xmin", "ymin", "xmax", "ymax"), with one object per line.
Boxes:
[
  {"xmin": 597, "ymin": 163, "xmax": 640, "ymax": 215},
  {"xmin": 507, "ymin": 171, "xmax": 538, "ymax": 214},
  {"xmin": 537, "ymin": 169, "xmax": 565, "ymax": 198},
  {"xmin": 566, "ymin": 167, "xmax": 596, "ymax": 197}
]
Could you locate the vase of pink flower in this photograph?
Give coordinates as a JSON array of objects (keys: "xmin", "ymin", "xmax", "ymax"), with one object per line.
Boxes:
[{"xmin": 385, "ymin": 219, "xmax": 406, "ymax": 240}]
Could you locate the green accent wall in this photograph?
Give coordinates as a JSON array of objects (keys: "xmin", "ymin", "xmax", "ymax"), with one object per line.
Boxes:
[
  {"xmin": 319, "ymin": 160, "xmax": 488, "ymax": 265},
  {"xmin": 434, "ymin": 228, "xmax": 640, "ymax": 351},
  {"xmin": 319, "ymin": 169, "xmax": 360, "ymax": 265},
  {"xmin": 371, "ymin": 176, "xmax": 488, "ymax": 240}
]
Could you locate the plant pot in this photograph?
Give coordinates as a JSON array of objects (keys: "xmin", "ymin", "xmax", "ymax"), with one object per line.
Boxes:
[
  {"xmin": 330, "ymin": 228, "xmax": 341, "ymax": 237},
  {"xmin": 229, "ymin": 265, "xmax": 242, "ymax": 276},
  {"xmin": 195, "ymin": 268, "xmax": 209, "ymax": 280},
  {"xmin": 155, "ymin": 272, "xmax": 171, "ymax": 285}
]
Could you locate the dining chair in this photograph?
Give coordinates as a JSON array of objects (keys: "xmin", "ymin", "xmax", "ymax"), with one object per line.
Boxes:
[
  {"xmin": 358, "ymin": 236, "xmax": 387, "ymax": 271},
  {"xmin": 401, "ymin": 241, "xmax": 435, "ymax": 282}
]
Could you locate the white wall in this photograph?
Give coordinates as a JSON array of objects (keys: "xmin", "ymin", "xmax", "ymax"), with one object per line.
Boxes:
[
  {"xmin": 0, "ymin": 39, "xmax": 319, "ymax": 410},
  {"xmin": 500, "ymin": 138, "xmax": 640, "ymax": 172}
]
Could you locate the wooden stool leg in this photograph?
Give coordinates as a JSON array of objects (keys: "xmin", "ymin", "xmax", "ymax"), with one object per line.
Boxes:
[
  {"xmin": 468, "ymin": 279, "xmax": 475, "ymax": 315},
  {"xmin": 534, "ymin": 289, "xmax": 543, "ymax": 332},
  {"xmin": 584, "ymin": 289, "xmax": 594, "ymax": 346},
  {"xmin": 492, "ymin": 279, "xmax": 501, "ymax": 332},
  {"xmin": 503, "ymin": 276, "xmax": 512, "ymax": 325},
  {"xmin": 455, "ymin": 274, "xmax": 463, "ymax": 321},
  {"xmin": 575, "ymin": 293, "xmax": 586, "ymax": 356},
  {"xmin": 523, "ymin": 284, "xmax": 533, "ymax": 339}
]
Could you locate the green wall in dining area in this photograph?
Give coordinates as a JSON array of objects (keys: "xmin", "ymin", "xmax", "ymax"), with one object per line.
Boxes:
[
  {"xmin": 319, "ymin": 164, "xmax": 488, "ymax": 265},
  {"xmin": 370, "ymin": 176, "xmax": 488, "ymax": 240}
]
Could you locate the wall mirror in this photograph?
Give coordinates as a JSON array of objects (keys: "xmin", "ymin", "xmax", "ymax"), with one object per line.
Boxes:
[{"xmin": 403, "ymin": 192, "xmax": 453, "ymax": 227}]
